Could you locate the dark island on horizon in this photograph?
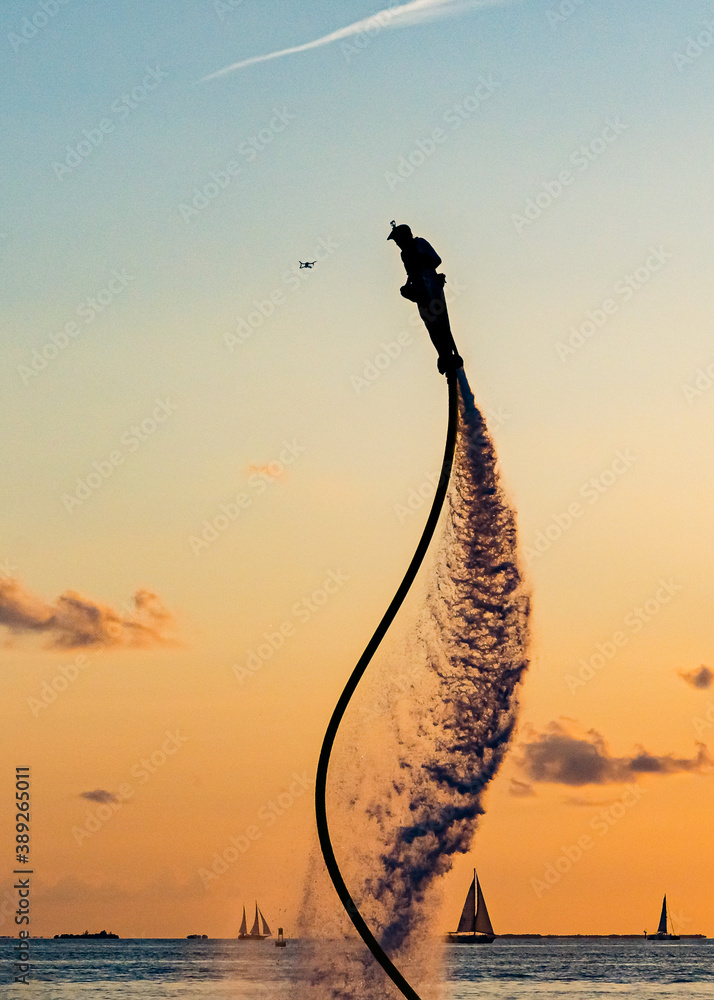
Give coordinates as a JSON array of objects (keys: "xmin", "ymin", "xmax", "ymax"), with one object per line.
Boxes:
[{"xmin": 54, "ymin": 930, "xmax": 119, "ymax": 939}]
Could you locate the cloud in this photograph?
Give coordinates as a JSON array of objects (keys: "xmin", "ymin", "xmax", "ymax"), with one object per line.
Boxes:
[
  {"xmin": 562, "ymin": 794, "xmax": 618, "ymax": 808},
  {"xmin": 80, "ymin": 790, "xmax": 119, "ymax": 804},
  {"xmin": 247, "ymin": 463, "xmax": 286, "ymax": 481},
  {"xmin": 508, "ymin": 778, "xmax": 535, "ymax": 797},
  {"xmin": 679, "ymin": 665, "xmax": 713, "ymax": 690},
  {"xmin": 201, "ymin": 0, "xmax": 512, "ymax": 81},
  {"xmin": 517, "ymin": 720, "xmax": 712, "ymax": 787},
  {"xmin": 0, "ymin": 578, "xmax": 175, "ymax": 650},
  {"xmin": 36, "ymin": 873, "xmax": 202, "ymax": 908}
]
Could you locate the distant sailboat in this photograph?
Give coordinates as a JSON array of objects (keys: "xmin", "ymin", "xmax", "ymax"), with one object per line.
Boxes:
[
  {"xmin": 237, "ymin": 902, "xmax": 272, "ymax": 940},
  {"xmin": 446, "ymin": 870, "xmax": 495, "ymax": 944},
  {"xmin": 646, "ymin": 895, "xmax": 680, "ymax": 941}
]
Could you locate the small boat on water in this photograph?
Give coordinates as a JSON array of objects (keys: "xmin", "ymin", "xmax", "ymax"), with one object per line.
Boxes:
[
  {"xmin": 646, "ymin": 895, "xmax": 680, "ymax": 941},
  {"xmin": 446, "ymin": 870, "xmax": 495, "ymax": 944},
  {"xmin": 275, "ymin": 926, "xmax": 287, "ymax": 947},
  {"xmin": 238, "ymin": 902, "xmax": 272, "ymax": 941}
]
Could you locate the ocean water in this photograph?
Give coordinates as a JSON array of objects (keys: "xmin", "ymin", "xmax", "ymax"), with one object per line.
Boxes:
[{"xmin": 5, "ymin": 938, "xmax": 712, "ymax": 1000}]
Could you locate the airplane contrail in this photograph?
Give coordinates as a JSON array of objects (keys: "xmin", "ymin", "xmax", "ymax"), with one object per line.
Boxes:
[{"xmin": 201, "ymin": 0, "xmax": 513, "ymax": 81}]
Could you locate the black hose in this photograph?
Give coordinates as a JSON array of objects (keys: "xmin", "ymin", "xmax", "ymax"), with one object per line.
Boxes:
[{"xmin": 315, "ymin": 369, "xmax": 460, "ymax": 1000}]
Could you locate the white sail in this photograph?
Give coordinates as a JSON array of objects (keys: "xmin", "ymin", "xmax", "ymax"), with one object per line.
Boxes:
[
  {"xmin": 456, "ymin": 874, "xmax": 477, "ymax": 933},
  {"xmin": 250, "ymin": 903, "xmax": 261, "ymax": 936},
  {"xmin": 238, "ymin": 906, "xmax": 248, "ymax": 937},
  {"xmin": 259, "ymin": 909, "xmax": 272, "ymax": 937},
  {"xmin": 474, "ymin": 877, "xmax": 495, "ymax": 936}
]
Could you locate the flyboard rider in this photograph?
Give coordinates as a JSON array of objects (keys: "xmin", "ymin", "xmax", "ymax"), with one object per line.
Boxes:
[{"xmin": 387, "ymin": 221, "xmax": 463, "ymax": 374}]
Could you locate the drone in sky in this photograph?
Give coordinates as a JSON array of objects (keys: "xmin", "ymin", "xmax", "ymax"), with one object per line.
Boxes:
[{"xmin": 298, "ymin": 260, "xmax": 316, "ymax": 269}]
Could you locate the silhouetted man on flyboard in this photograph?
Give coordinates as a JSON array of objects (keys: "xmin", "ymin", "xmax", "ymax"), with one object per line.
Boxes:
[{"xmin": 387, "ymin": 221, "xmax": 463, "ymax": 375}]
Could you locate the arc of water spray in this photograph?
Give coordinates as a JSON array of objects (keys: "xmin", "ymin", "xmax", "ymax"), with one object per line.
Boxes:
[{"xmin": 314, "ymin": 369, "xmax": 460, "ymax": 1000}]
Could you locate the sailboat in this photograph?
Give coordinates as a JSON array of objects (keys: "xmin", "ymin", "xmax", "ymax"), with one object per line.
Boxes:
[
  {"xmin": 237, "ymin": 902, "xmax": 272, "ymax": 940},
  {"xmin": 646, "ymin": 895, "xmax": 680, "ymax": 941},
  {"xmin": 446, "ymin": 870, "xmax": 495, "ymax": 944}
]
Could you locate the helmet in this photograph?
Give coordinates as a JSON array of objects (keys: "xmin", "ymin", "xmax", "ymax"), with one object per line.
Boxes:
[{"xmin": 387, "ymin": 223, "xmax": 413, "ymax": 243}]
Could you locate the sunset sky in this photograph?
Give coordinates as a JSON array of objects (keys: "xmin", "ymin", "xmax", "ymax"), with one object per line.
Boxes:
[{"xmin": 2, "ymin": 0, "xmax": 714, "ymax": 941}]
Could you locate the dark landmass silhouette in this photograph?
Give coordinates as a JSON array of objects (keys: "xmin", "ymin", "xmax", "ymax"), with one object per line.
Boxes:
[{"xmin": 53, "ymin": 930, "xmax": 119, "ymax": 939}]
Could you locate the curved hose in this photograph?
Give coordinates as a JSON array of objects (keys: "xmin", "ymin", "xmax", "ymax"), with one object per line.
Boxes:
[{"xmin": 315, "ymin": 369, "xmax": 460, "ymax": 1000}]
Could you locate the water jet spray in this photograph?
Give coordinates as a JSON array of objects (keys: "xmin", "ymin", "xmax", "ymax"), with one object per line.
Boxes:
[{"xmin": 312, "ymin": 226, "xmax": 529, "ymax": 999}]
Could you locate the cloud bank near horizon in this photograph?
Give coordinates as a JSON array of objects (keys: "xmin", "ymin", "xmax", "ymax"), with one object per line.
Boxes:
[
  {"xmin": 202, "ymin": 0, "xmax": 513, "ymax": 80},
  {"xmin": 80, "ymin": 789, "xmax": 120, "ymax": 804},
  {"xmin": 0, "ymin": 577, "xmax": 175, "ymax": 650},
  {"xmin": 679, "ymin": 665, "xmax": 713, "ymax": 689},
  {"xmin": 516, "ymin": 720, "xmax": 712, "ymax": 788}
]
